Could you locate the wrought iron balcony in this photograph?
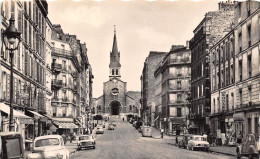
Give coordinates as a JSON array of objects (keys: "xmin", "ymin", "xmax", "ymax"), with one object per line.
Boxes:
[
  {"xmin": 51, "ymin": 63, "xmax": 62, "ymax": 73},
  {"xmin": 51, "ymin": 79, "xmax": 63, "ymax": 89}
]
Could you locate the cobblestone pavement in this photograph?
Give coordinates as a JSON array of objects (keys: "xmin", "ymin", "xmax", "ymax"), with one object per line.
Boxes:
[{"xmin": 71, "ymin": 116, "xmax": 236, "ymax": 159}]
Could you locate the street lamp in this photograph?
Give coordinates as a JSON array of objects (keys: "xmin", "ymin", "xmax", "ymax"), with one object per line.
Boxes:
[{"xmin": 2, "ymin": 15, "xmax": 21, "ymax": 132}]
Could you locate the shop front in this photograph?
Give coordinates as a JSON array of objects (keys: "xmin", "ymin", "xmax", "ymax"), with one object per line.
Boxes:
[
  {"xmin": 53, "ymin": 118, "xmax": 79, "ymax": 136},
  {"xmin": 233, "ymin": 112, "xmax": 245, "ymax": 144}
]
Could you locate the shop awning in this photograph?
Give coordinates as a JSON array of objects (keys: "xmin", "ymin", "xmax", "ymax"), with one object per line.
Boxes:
[
  {"xmin": 53, "ymin": 118, "xmax": 78, "ymax": 129},
  {"xmin": 27, "ymin": 110, "xmax": 48, "ymax": 122},
  {"xmin": 53, "ymin": 121, "xmax": 78, "ymax": 129},
  {"xmin": 0, "ymin": 103, "xmax": 31, "ymax": 119},
  {"xmin": 0, "ymin": 103, "xmax": 33, "ymax": 124},
  {"xmin": 169, "ymin": 117, "xmax": 186, "ymax": 124},
  {"xmin": 233, "ymin": 113, "xmax": 245, "ymax": 122}
]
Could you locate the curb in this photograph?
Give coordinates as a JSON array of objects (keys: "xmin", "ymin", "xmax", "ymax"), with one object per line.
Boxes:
[{"xmin": 208, "ymin": 149, "xmax": 236, "ymax": 157}]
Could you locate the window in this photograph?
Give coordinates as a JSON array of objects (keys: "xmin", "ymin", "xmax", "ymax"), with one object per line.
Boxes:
[
  {"xmin": 248, "ymin": 87, "xmax": 252, "ymax": 102},
  {"xmin": 247, "ymin": 1, "xmax": 250, "ymax": 16},
  {"xmin": 247, "ymin": 25, "xmax": 251, "ymax": 47},
  {"xmin": 177, "ymin": 107, "xmax": 181, "ymax": 117},
  {"xmin": 226, "ymin": 94, "xmax": 229, "ymax": 111},
  {"xmin": 201, "ymin": 84, "xmax": 204, "ymax": 96},
  {"xmin": 221, "ymin": 70, "xmax": 224, "ymax": 87},
  {"xmin": 62, "ymin": 75, "xmax": 66, "ymax": 87},
  {"xmin": 202, "ymin": 63, "xmax": 204, "ymax": 76},
  {"xmin": 52, "ymin": 107, "xmax": 57, "ymax": 117},
  {"xmin": 226, "ymin": 67, "xmax": 229, "ymax": 85},
  {"xmin": 239, "ymin": 60, "xmax": 242, "ymax": 82},
  {"xmin": 177, "ymin": 94, "xmax": 182, "ymax": 103},
  {"xmin": 112, "ymin": 69, "xmax": 114, "ymax": 75},
  {"xmin": 238, "ymin": 32, "xmax": 242, "ymax": 52},
  {"xmin": 213, "ymin": 98, "xmax": 216, "ymax": 113},
  {"xmin": 217, "ymin": 97, "xmax": 220, "ymax": 112},
  {"xmin": 248, "ymin": 55, "xmax": 252, "ymax": 77},
  {"xmin": 62, "ymin": 91, "xmax": 66, "ymax": 101},
  {"xmin": 239, "ymin": 89, "xmax": 243, "ymax": 106},
  {"xmin": 248, "ymin": 118, "xmax": 252, "ymax": 133},
  {"xmin": 238, "ymin": 3, "xmax": 242, "ymax": 18},
  {"xmin": 62, "ymin": 107, "xmax": 66, "ymax": 117},
  {"xmin": 62, "ymin": 60, "xmax": 66, "ymax": 70},
  {"xmin": 116, "ymin": 69, "xmax": 118, "ymax": 75},
  {"xmin": 231, "ymin": 65, "xmax": 234, "ymax": 84},
  {"xmin": 255, "ymin": 117, "xmax": 258, "ymax": 137},
  {"xmin": 231, "ymin": 93, "xmax": 234, "ymax": 110},
  {"xmin": 11, "ymin": 0, "xmax": 14, "ymax": 18},
  {"xmin": 129, "ymin": 105, "xmax": 132, "ymax": 111},
  {"xmin": 197, "ymin": 86, "xmax": 200, "ymax": 98},
  {"xmin": 177, "ymin": 81, "xmax": 181, "ymax": 90}
]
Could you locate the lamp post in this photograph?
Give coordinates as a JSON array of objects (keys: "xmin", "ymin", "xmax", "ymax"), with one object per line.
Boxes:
[{"xmin": 2, "ymin": 15, "xmax": 21, "ymax": 132}]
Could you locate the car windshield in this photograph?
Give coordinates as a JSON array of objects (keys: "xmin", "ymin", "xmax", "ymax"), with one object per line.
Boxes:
[
  {"xmin": 194, "ymin": 137, "xmax": 206, "ymax": 141},
  {"xmin": 35, "ymin": 138, "xmax": 60, "ymax": 147},
  {"xmin": 79, "ymin": 136, "xmax": 91, "ymax": 141}
]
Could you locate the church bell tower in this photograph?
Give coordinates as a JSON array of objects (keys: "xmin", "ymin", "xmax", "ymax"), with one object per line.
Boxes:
[{"xmin": 109, "ymin": 25, "xmax": 121, "ymax": 80}]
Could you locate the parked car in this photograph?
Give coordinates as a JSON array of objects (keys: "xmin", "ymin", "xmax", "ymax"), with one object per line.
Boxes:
[
  {"xmin": 236, "ymin": 134, "xmax": 260, "ymax": 159},
  {"xmin": 26, "ymin": 135, "xmax": 70, "ymax": 159},
  {"xmin": 77, "ymin": 135, "xmax": 96, "ymax": 150},
  {"xmin": 96, "ymin": 127, "xmax": 104, "ymax": 134},
  {"xmin": 111, "ymin": 121, "xmax": 116, "ymax": 127},
  {"xmin": 187, "ymin": 135, "xmax": 209, "ymax": 151},
  {"xmin": 135, "ymin": 121, "xmax": 143, "ymax": 130},
  {"xmin": 108, "ymin": 124, "xmax": 114, "ymax": 130},
  {"xmin": 177, "ymin": 134, "xmax": 192, "ymax": 149},
  {"xmin": 142, "ymin": 126, "xmax": 152, "ymax": 137},
  {"xmin": 0, "ymin": 132, "xmax": 25, "ymax": 159}
]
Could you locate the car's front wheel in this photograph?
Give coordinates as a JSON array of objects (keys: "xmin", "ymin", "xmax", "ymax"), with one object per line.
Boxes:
[{"xmin": 93, "ymin": 146, "xmax": 96, "ymax": 149}]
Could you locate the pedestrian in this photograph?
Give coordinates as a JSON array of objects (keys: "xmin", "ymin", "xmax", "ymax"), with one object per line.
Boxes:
[
  {"xmin": 123, "ymin": 117, "xmax": 124, "ymax": 122},
  {"xmin": 61, "ymin": 133, "xmax": 66, "ymax": 145},
  {"xmin": 161, "ymin": 128, "xmax": 164, "ymax": 138}
]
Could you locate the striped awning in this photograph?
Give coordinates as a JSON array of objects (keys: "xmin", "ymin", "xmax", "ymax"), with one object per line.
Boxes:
[{"xmin": 53, "ymin": 121, "xmax": 78, "ymax": 129}]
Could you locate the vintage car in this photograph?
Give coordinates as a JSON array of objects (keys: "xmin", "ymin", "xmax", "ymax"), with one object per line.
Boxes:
[
  {"xmin": 26, "ymin": 135, "xmax": 70, "ymax": 159},
  {"xmin": 0, "ymin": 132, "xmax": 25, "ymax": 159},
  {"xmin": 187, "ymin": 135, "xmax": 209, "ymax": 151},
  {"xmin": 236, "ymin": 134, "xmax": 260, "ymax": 159},
  {"xmin": 108, "ymin": 124, "xmax": 114, "ymax": 130},
  {"xmin": 77, "ymin": 135, "xmax": 96, "ymax": 150},
  {"xmin": 96, "ymin": 126, "xmax": 104, "ymax": 134},
  {"xmin": 177, "ymin": 134, "xmax": 192, "ymax": 149}
]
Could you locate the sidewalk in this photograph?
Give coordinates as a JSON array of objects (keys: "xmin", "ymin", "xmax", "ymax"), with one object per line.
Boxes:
[
  {"xmin": 151, "ymin": 127, "xmax": 236, "ymax": 156},
  {"xmin": 209, "ymin": 146, "xmax": 236, "ymax": 156}
]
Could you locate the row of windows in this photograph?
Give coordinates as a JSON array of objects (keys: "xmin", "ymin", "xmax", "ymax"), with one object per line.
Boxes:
[
  {"xmin": 1, "ymin": 72, "xmax": 45, "ymax": 110},
  {"xmin": 112, "ymin": 69, "xmax": 119, "ymax": 75}
]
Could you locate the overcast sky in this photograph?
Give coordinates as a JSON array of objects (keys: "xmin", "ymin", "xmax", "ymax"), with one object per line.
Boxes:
[{"xmin": 48, "ymin": 0, "xmax": 220, "ymax": 98}]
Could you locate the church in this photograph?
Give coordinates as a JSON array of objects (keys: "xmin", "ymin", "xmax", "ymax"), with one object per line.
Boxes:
[{"xmin": 93, "ymin": 28, "xmax": 141, "ymax": 117}]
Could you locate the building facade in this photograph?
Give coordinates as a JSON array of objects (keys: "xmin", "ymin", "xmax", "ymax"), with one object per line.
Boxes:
[
  {"xmin": 141, "ymin": 51, "xmax": 167, "ymax": 126},
  {"xmin": 189, "ymin": 1, "xmax": 235, "ymax": 135},
  {"xmin": 233, "ymin": 1, "xmax": 260, "ymax": 140},
  {"xmin": 94, "ymin": 29, "xmax": 140, "ymax": 117},
  {"xmin": 154, "ymin": 45, "xmax": 191, "ymax": 134},
  {"xmin": 210, "ymin": 30, "xmax": 236, "ymax": 141},
  {"xmin": 1, "ymin": 0, "xmax": 49, "ymax": 139}
]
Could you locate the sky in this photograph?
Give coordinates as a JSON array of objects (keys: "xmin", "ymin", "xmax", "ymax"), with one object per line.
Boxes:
[{"xmin": 47, "ymin": 0, "xmax": 220, "ymax": 98}]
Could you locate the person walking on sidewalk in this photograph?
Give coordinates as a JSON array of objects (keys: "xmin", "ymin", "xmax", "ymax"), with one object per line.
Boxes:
[
  {"xmin": 123, "ymin": 117, "xmax": 124, "ymax": 122},
  {"xmin": 161, "ymin": 128, "xmax": 164, "ymax": 138}
]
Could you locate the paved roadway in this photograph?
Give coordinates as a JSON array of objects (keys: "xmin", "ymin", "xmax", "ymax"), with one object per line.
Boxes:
[{"xmin": 72, "ymin": 116, "xmax": 235, "ymax": 159}]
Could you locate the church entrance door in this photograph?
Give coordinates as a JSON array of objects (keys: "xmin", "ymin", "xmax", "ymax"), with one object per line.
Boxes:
[{"xmin": 110, "ymin": 101, "xmax": 121, "ymax": 115}]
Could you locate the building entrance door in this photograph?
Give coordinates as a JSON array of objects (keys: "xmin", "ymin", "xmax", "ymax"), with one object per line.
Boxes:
[{"xmin": 110, "ymin": 101, "xmax": 120, "ymax": 115}]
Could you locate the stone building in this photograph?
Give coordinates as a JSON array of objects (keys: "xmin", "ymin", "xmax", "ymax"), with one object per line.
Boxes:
[
  {"xmin": 233, "ymin": 1, "xmax": 260, "ymax": 140},
  {"xmin": 141, "ymin": 51, "xmax": 167, "ymax": 126},
  {"xmin": 189, "ymin": 1, "xmax": 235, "ymax": 135},
  {"xmin": 210, "ymin": 29, "xmax": 236, "ymax": 141},
  {"xmin": 1, "ymin": 0, "xmax": 49, "ymax": 139},
  {"xmin": 154, "ymin": 45, "xmax": 191, "ymax": 134},
  {"xmin": 50, "ymin": 24, "xmax": 91, "ymax": 135},
  {"xmin": 94, "ymin": 29, "xmax": 140, "ymax": 117}
]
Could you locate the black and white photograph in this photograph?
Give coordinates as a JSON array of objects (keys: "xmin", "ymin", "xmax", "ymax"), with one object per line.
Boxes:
[{"xmin": 0, "ymin": 0, "xmax": 260, "ymax": 158}]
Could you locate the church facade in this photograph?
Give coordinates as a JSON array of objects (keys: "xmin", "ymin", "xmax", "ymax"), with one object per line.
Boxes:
[{"xmin": 93, "ymin": 28, "xmax": 141, "ymax": 117}]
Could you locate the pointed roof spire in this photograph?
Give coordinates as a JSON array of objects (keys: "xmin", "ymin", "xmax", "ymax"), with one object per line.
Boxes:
[{"xmin": 112, "ymin": 25, "xmax": 118, "ymax": 53}]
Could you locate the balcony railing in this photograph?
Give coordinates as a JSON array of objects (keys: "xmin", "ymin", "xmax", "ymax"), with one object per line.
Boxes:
[
  {"xmin": 51, "ymin": 80, "xmax": 63, "ymax": 89},
  {"xmin": 52, "ymin": 48, "xmax": 73, "ymax": 56},
  {"xmin": 51, "ymin": 63, "xmax": 62, "ymax": 73}
]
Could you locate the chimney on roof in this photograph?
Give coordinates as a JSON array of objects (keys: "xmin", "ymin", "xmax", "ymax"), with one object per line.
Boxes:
[{"xmin": 186, "ymin": 41, "xmax": 189, "ymax": 49}]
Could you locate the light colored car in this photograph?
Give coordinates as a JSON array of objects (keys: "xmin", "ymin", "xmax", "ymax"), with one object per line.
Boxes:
[
  {"xmin": 187, "ymin": 135, "xmax": 209, "ymax": 151},
  {"xmin": 96, "ymin": 126, "xmax": 104, "ymax": 134},
  {"xmin": 77, "ymin": 135, "xmax": 96, "ymax": 150},
  {"xmin": 108, "ymin": 124, "xmax": 114, "ymax": 130},
  {"xmin": 26, "ymin": 135, "xmax": 70, "ymax": 159}
]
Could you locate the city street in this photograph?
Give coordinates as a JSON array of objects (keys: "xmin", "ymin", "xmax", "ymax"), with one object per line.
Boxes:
[{"xmin": 71, "ymin": 116, "xmax": 234, "ymax": 159}]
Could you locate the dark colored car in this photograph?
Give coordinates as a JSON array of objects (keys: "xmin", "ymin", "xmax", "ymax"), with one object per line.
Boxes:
[
  {"xmin": 0, "ymin": 132, "xmax": 25, "ymax": 159},
  {"xmin": 177, "ymin": 134, "xmax": 192, "ymax": 149},
  {"xmin": 135, "ymin": 121, "xmax": 143, "ymax": 129}
]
